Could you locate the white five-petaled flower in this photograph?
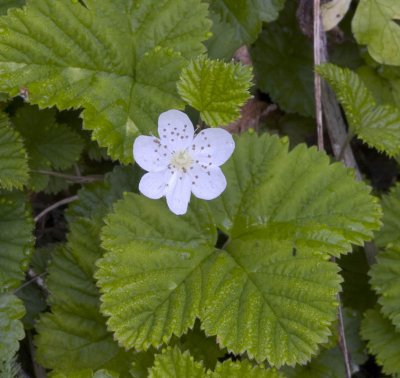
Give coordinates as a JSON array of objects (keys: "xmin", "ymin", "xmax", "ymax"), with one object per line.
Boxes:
[{"xmin": 133, "ymin": 109, "xmax": 235, "ymax": 215}]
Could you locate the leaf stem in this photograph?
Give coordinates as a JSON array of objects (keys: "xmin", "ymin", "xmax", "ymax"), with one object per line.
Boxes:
[
  {"xmin": 34, "ymin": 195, "xmax": 79, "ymax": 223},
  {"xmin": 337, "ymin": 292, "xmax": 352, "ymax": 378},
  {"xmin": 33, "ymin": 169, "xmax": 103, "ymax": 183}
]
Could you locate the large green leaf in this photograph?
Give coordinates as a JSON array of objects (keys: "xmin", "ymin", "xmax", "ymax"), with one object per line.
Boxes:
[
  {"xmin": 251, "ymin": 2, "xmax": 314, "ymax": 116},
  {"xmin": 0, "ymin": 191, "xmax": 34, "ymax": 291},
  {"xmin": 177, "ymin": 56, "xmax": 252, "ymax": 126},
  {"xmin": 352, "ymin": 0, "xmax": 400, "ymax": 66},
  {"xmin": 0, "ymin": 111, "xmax": 28, "ymax": 190},
  {"xmin": 370, "ymin": 244, "xmax": 400, "ymax": 330},
  {"xmin": 317, "ymin": 63, "xmax": 400, "ymax": 157},
  {"xmin": 148, "ymin": 347, "xmax": 206, "ymax": 378},
  {"xmin": 97, "ymin": 133, "xmax": 380, "ymax": 367},
  {"xmin": 211, "ymin": 360, "xmax": 283, "ymax": 378},
  {"xmin": 35, "ymin": 167, "xmax": 140, "ymax": 375},
  {"xmin": 0, "ymin": 0, "xmax": 211, "ymax": 163},
  {"xmin": 0, "ymin": 293, "xmax": 25, "ymax": 363},
  {"xmin": 12, "ymin": 105, "xmax": 83, "ymax": 191},
  {"xmin": 361, "ymin": 309, "xmax": 400, "ymax": 375},
  {"xmin": 375, "ymin": 183, "xmax": 400, "ymax": 248}
]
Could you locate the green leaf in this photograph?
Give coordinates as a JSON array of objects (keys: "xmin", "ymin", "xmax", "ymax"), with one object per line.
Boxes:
[
  {"xmin": 16, "ymin": 283, "xmax": 46, "ymax": 330},
  {"xmin": 251, "ymin": 2, "xmax": 314, "ymax": 117},
  {"xmin": 0, "ymin": 111, "xmax": 28, "ymax": 190},
  {"xmin": 50, "ymin": 369, "xmax": 119, "ymax": 378},
  {"xmin": 0, "ymin": 293, "xmax": 25, "ymax": 363},
  {"xmin": 12, "ymin": 105, "xmax": 84, "ymax": 191},
  {"xmin": 208, "ymin": 0, "xmax": 285, "ymax": 46},
  {"xmin": 352, "ymin": 0, "xmax": 400, "ymax": 66},
  {"xmin": 211, "ymin": 360, "xmax": 283, "ymax": 378},
  {"xmin": 370, "ymin": 244, "xmax": 400, "ymax": 330},
  {"xmin": 317, "ymin": 63, "xmax": 400, "ymax": 157},
  {"xmin": 361, "ymin": 309, "xmax": 400, "ymax": 375},
  {"xmin": 0, "ymin": 0, "xmax": 24, "ymax": 16},
  {"xmin": 96, "ymin": 195, "xmax": 216, "ymax": 350},
  {"xmin": 212, "ymin": 133, "xmax": 381, "ymax": 257},
  {"xmin": 35, "ymin": 167, "xmax": 140, "ymax": 374},
  {"xmin": 375, "ymin": 183, "xmax": 400, "ymax": 248},
  {"xmin": 177, "ymin": 56, "xmax": 253, "ymax": 126},
  {"xmin": 149, "ymin": 347, "xmax": 206, "ymax": 378},
  {"xmin": 0, "ymin": 0, "xmax": 211, "ymax": 163},
  {"xmin": 0, "ymin": 191, "xmax": 34, "ymax": 291},
  {"xmin": 97, "ymin": 133, "xmax": 380, "ymax": 367}
]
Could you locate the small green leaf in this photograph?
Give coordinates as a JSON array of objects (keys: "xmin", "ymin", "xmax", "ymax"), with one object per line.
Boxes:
[
  {"xmin": 0, "ymin": 111, "xmax": 28, "ymax": 190},
  {"xmin": 50, "ymin": 369, "xmax": 119, "ymax": 378},
  {"xmin": 370, "ymin": 244, "xmax": 400, "ymax": 330},
  {"xmin": 251, "ymin": 2, "xmax": 314, "ymax": 117},
  {"xmin": 12, "ymin": 105, "xmax": 84, "ymax": 191},
  {"xmin": 148, "ymin": 347, "xmax": 206, "ymax": 378},
  {"xmin": 177, "ymin": 56, "xmax": 252, "ymax": 126},
  {"xmin": 0, "ymin": 191, "xmax": 34, "ymax": 291},
  {"xmin": 0, "ymin": 0, "xmax": 211, "ymax": 163},
  {"xmin": 352, "ymin": 0, "xmax": 400, "ymax": 66},
  {"xmin": 361, "ymin": 309, "xmax": 400, "ymax": 375},
  {"xmin": 0, "ymin": 293, "xmax": 25, "ymax": 363},
  {"xmin": 317, "ymin": 63, "xmax": 400, "ymax": 157},
  {"xmin": 211, "ymin": 360, "xmax": 283, "ymax": 378},
  {"xmin": 375, "ymin": 183, "xmax": 400, "ymax": 248}
]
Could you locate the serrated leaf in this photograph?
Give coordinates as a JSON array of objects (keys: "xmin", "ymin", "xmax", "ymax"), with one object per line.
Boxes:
[
  {"xmin": 0, "ymin": 111, "xmax": 28, "ymax": 190},
  {"xmin": 96, "ymin": 195, "xmax": 216, "ymax": 350},
  {"xmin": 0, "ymin": 0, "xmax": 24, "ymax": 15},
  {"xmin": 352, "ymin": 0, "xmax": 400, "ymax": 66},
  {"xmin": 370, "ymin": 244, "xmax": 400, "ymax": 330},
  {"xmin": 375, "ymin": 183, "xmax": 400, "ymax": 248},
  {"xmin": 97, "ymin": 133, "xmax": 380, "ymax": 367},
  {"xmin": 177, "ymin": 57, "xmax": 252, "ymax": 126},
  {"xmin": 35, "ymin": 167, "xmax": 140, "ymax": 374},
  {"xmin": 0, "ymin": 0, "xmax": 211, "ymax": 163},
  {"xmin": 211, "ymin": 360, "xmax": 283, "ymax": 378},
  {"xmin": 12, "ymin": 105, "xmax": 84, "ymax": 191},
  {"xmin": 0, "ymin": 191, "xmax": 34, "ymax": 291},
  {"xmin": 0, "ymin": 293, "xmax": 25, "ymax": 363},
  {"xmin": 361, "ymin": 309, "xmax": 400, "ymax": 375},
  {"xmin": 251, "ymin": 2, "xmax": 314, "ymax": 116},
  {"xmin": 317, "ymin": 63, "xmax": 400, "ymax": 157},
  {"xmin": 149, "ymin": 347, "xmax": 206, "ymax": 378}
]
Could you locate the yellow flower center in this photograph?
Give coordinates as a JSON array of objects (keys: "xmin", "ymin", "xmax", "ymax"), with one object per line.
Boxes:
[{"xmin": 171, "ymin": 150, "xmax": 193, "ymax": 171}]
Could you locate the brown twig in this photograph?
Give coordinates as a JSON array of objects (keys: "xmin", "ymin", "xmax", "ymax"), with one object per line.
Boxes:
[
  {"xmin": 314, "ymin": 0, "xmax": 324, "ymax": 150},
  {"xmin": 312, "ymin": 2, "xmax": 352, "ymax": 376},
  {"xmin": 34, "ymin": 195, "xmax": 79, "ymax": 223}
]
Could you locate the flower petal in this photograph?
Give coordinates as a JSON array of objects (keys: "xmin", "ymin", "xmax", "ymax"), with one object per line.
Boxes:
[
  {"xmin": 190, "ymin": 165, "xmax": 227, "ymax": 200},
  {"xmin": 158, "ymin": 109, "xmax": 194, "ymax": 152},
  {"xmin": 192, "ymin": 128, "xmax": 235, "ymax": 167},
  {"xmin": 133, "ymin": 135, "xmax": 170, "ymax": 172},
  {"xmin": 166, "ymin": 171, "xmax": 192, "ymax": 215},
  {"xmin": 139, "ymin": 170, "xmax": 172, "ymax": 199}
]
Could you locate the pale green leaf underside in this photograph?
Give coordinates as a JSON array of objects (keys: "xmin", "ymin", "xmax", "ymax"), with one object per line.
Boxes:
[
  {"xmin": 35, "ymin": 168, "xmax": 139, "ymax": 374},
  {"xmin": 0, "ymin": 0, "xmax": 211, "ymax": 163},
  {"xmin": 149, "ymin": 347, "xmax": 206, "ymax": 378},
  {"xmin": 0, "ymin": 293, "xmax": 25, "ymax": 362},
  {"xmin": 370, "ymin": 244, "xmax": 400, "ymax": 330},
  {"xmin": 0, "ymin": 111, "xmax": 28, "ymax": 190},
  {"xmin": 177, "ymin": 56, "xmax": 252, "ymax": 126},
  {"xmin": 211, "ymin": 133, "xmax": 381, "ymax": 257},
  {"xmin": 251, "ymin": 2, "xmax": 314, "ymax": 117},
  {"xmin": 0, "ymin": 191, "xmax": 33, "ymax": 291},
  {"xmin": 361, "ymin": 309, "xmax": 400, "ymax": 375},
  {"xmin": 375, "ymin": 183, "xmax": 400, "ymax": 248},
  {"xmin": 352, "ymin": 0, "xmax": 400, "ymax": 66},
  {"xmin": 317, "ymin": 63, "xmax": 400, "ymax": 157},
  {"xmin": 12, "ymin": 105, "xmax": 83, "ymax": 191}
]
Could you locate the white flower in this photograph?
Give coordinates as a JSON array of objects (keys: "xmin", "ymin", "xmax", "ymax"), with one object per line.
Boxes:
[{"xmin": 133, "ymin": 109, "xmax": 235, "ymax": 215}]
